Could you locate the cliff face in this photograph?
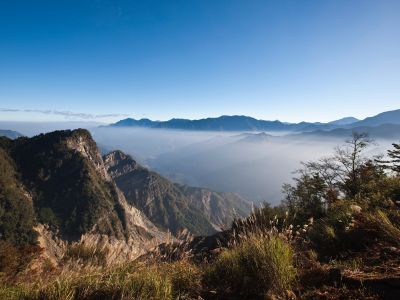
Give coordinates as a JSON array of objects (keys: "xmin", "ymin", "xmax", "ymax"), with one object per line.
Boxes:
[
  {"xmin": 179, "ymin": 185, "xmax": 252, "ymax": 231},
  {"xmin": 0, "ymin": 129, "xmax": 166, "ymax": 262},
  {"xmin": 104, "ymin": 150, "xmax": 251, "ymax": 235}
]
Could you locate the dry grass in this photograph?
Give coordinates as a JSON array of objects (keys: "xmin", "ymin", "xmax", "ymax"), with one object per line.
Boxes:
[
  {"xmin": 3, "ymin": 204, "xmax": 398, "ymax": 299},
  {"xmin": 0, "ymin": 260, "xmax": 202, "ymax": 300},
  {"xmin": 363, "ymin": 209, "xmax": 400, "ymax": 246},
  {"xmin": 204, "ymin": 233, "xmax": 296, "ymax": 299},
  {"xmin": 63, "ymin": 243, "xmax": 109, "ymax": 266}
]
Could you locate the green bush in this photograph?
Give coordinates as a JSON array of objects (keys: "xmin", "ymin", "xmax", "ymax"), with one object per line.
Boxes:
[
  {"xmin": 204, "ymin": 234, "xmax": 296, "ymax": 299},
  {"xmin": 160, "ymin": 261, "xmax": 202, "ymax": 298},
  {"xmin": 307, "ymin": 201, "xmax": 355, "ymax": 258},
  {"xmin": 308, "ymin": 202, "xmax": 400, "ymax": 259},
  {"xmin": 39, "ymin": 207, "xmax": 59, "ymax": 227}
]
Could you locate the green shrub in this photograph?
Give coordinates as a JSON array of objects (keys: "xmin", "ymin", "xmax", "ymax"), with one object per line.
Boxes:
[
  {"xmin": 307, "ymin": 202, "xmax": 355, "ymax": 258},
  {"xmin": 204, "ymin": 234, "xmax": 295, "ymax": 298},
  {"xmin": 308, "ymin": 202, "xmax": 400, "ymax": 259},
  {"xmin": 159, "ymin": 261, "xmax": 202, "ymax": 298},
  {"xmin": 39, "ymin": 207, "xmax": 59, "ymax": 227}
]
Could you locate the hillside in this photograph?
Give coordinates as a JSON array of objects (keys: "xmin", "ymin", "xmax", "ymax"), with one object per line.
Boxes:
[
  {"xmin": 328, "ymin": 116, "xmax": 359, "ymax": 125},
  {"xmin": 104, "ymin": 150, "xmax": 251, "ymax": 235},
  {"xmin": 0, "ymin": 141, "xmax": 37, "ymax": 246},
  {"xmin": 0, "ymin": 129, "xmax": 165, "ymax": 262},
  {"xmin": 179, "ymin": 185, "xmax": 252, "ymax": 230},
  {"xmin": 350, "ymin": 109, "xmax": 400, "ymax": 127},
  {"xmin": 0, "ymin": 129, "xmax": 23, "ymax": 139},
  {"xmin": 297, "ymin": 123, "xmax": 400, "ymax": 140}
]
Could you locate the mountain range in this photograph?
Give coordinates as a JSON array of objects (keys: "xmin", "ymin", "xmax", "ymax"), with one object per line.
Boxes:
[
  {"xmin": 0, "ymin": 129, "xmax": 23, "ymax": 139},
  {"xmin": 108, "ymin": 108, "xmax": 400, "ymax": 133}
]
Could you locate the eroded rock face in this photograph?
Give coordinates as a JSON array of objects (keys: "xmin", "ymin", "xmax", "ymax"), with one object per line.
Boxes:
[
  {"xmin": 65, "ymin": 131, "xmax": 111, "ymax": 181},
  {"xmin": 34, "ymin": 224, "xmax": 66, "ymax": 264},
  {"xmin": 103, "ymin": 150, "xmax": 139, "ymax": 178},
  {"xmin": 62, "ymin": 131, "xmax": 167, "ymax": 262}
]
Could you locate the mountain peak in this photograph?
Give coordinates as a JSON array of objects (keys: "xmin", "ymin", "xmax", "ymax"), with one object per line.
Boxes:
[
  {"xmin": 352, "ymin": 109, "xmax": 400, "ymax": 127},
  {"xmin": 328, "ymin": 116, "xmax": 359, "ymax": 125}
]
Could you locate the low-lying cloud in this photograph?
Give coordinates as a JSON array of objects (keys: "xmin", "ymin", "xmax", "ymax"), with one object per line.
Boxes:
[
  {"xmin": 0, "ymin": 108, "xmax": 129, "ymax": 120},
  {"xmin": 90, "ymin": 127, "xmax": 393, "ymax": 205}
]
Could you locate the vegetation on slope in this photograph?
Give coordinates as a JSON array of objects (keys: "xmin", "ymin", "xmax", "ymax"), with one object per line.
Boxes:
[
  {"xmin": 0, "ymin": 141, "xmax": 37, "ymax": 247},
  {"xmin": 6, "ymin": 129, "xmax": 129, "ymax": 239}
]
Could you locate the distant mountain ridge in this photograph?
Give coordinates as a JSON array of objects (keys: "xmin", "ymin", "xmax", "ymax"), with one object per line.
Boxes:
[
  {"xmin": 110, "ymin": 115, "xmax": 297, "ymax": 131},
  {"xmin": 350, "ymin": 109, "xmax": 400, "ymax": 127},
  {"xmin": 296, "ymin": 123, "xmax": 400, "ymax": 140},
  {"xmin": 0, "ymin": 129, "xmax": 23, "ymax": 139},
  {"xmin": 328, "ymin": 117, "xmax": 359, "ymax": 125},
  {"xmin": 108, "ymin": 109, "xmax": 399, "ymax": 133}
]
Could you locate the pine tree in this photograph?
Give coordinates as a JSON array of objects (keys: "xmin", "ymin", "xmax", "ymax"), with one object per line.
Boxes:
[{"xmin": 387, "ymin": 143, "xmax": 400, "ymax": 174}]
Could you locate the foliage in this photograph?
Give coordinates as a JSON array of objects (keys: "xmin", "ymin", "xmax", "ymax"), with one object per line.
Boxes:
[
  {"xmin": 204, "ymin": 234, "xmax": 296, "ymax": 298},
  {"xmin": 308, "ymin": 202, "xmax": 400, "ymax": 259},
  {"xmin": 307, "ymin": 201, "xmax": 355, "ymax": 258},
  {"xmin": 0, "ymin": 145, "xmax": 37, "ymax": 247},
  {"xmin": 282, "ymin": 173, "xmax": 327, "ymax": 225},
  {"xmin": 283, "ymin": 132, "xmax": 375, "ymax": 216},
  {"xmin": 38, "ymin": 207, "xmax": 59, "ymax": 227},
  {"xmin": 377, "ymin": 142, "xmax": 400, "ymax": 174}
]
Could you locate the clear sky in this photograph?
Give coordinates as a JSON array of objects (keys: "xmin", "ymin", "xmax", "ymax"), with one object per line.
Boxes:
[{"xmin": 1, "ymin": 0, "xmax": 399, "ymax": 123}]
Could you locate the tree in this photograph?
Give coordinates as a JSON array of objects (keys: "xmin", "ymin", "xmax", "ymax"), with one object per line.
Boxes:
[
  {"xmin": 334, "ymin": 132, "xmax": 373, "ymax": 199},
  {"xmin": 282, "ymin": 132, "xmax": 375, "ymax": 222},
  {"xmin": 378, "ymin": 142, "xmax": 400, "ymax": 174},
  {"xmin": 282, "ymin": 172, "xmax": 327, "ymax": 225}
]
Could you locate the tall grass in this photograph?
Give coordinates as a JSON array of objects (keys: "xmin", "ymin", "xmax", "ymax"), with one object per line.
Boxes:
[
  {"xmin": 361, "ymin": 209, "xmax": 400, "ymax": 246},
  {"xmin": 63, "ymin": 243, "xmax": 108, "ymax": 266},
  {"xmin": 1, "ymin": 260, "xmax": 201, "ymax": 300},
  {"xmin": 204, "ymin": 233, "xmax": 296, "ymax": 298}
]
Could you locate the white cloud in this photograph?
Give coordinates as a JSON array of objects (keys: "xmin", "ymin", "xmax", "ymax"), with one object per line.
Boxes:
[{"xmin": 0, "ymin": 108, "xmax": 129, "ymax": 120}]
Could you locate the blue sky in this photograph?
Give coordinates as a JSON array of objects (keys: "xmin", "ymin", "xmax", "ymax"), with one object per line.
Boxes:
[{"xmin": 0, "ymin": 0, "xmax": 399, "ymax": 123}]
